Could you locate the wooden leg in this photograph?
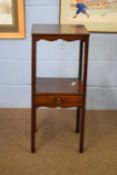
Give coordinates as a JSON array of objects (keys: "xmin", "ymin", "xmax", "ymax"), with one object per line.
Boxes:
[
  {"xmin": 34, "ymin": 111, "xmax": 37, "ymax": 133},
  {"xmin": 76, "ymin": 108, "xmax": 80, "ymax": 133},
  {"xmin": 79, "ymin": 106, "xmax": 86, "ymax": 153},
  {"xmin": 31, "ymin": 107, "xmax": 36, "ymax": 153}
]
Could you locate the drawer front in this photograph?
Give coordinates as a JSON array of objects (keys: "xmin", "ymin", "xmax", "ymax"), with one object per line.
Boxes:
[{"xmin": 35, "ymin": 95, "xmax": 83, "ymax": 107}]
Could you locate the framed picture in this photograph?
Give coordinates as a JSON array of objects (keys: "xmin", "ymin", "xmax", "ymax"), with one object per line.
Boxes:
[
  {"xmin": 60, "ymin": 0, "xmax": 117, "ymax": 33},
  {"xmin": 0, "ymin": 0, "xmax": 25, "ymax": 38}
]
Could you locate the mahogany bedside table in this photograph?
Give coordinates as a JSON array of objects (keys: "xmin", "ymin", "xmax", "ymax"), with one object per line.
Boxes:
[{"xmin": 31, "ymin": 24, "xmax": 89, "ymax": 153}]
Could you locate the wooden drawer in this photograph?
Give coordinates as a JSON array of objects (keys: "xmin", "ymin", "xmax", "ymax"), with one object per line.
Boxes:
[{"xmin": 35, "ymin": 94, "xmax": 84, "ymax": 107}]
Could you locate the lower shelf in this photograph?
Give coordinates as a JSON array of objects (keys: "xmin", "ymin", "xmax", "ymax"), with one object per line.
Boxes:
[{"xmin": 36, "ymin": 78, "xmax": 83, "ymax": 95}]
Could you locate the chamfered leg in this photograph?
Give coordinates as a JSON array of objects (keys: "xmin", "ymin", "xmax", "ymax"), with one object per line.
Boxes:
[
  {"xmin": 76, "ymin": 108, "xmax": 80, "ymax": 133},
  {"xmin": 79, "ymin": 106, "xmax": 86, "ymax": 153}
]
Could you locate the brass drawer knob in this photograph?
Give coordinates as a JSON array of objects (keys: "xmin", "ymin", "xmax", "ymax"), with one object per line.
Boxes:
[{"xmin": 56, "ymin": 97, "xmax": 62, "ymax": 105}]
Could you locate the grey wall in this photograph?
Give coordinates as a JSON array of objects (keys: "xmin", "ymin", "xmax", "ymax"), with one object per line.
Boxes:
[{"xmin": 0, "ymin": 0, "xmax": 117, "ymax": 109}]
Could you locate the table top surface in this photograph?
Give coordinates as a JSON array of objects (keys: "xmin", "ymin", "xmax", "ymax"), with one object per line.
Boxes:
[{"xmin": 32, "ymin": 24, "xmax": 89, "ymax": 35}]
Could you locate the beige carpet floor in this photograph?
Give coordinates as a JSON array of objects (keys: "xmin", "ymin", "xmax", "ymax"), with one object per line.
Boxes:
[{"xmin": 0, "ymin": 109, "xmax": 117, "ymax": 175}]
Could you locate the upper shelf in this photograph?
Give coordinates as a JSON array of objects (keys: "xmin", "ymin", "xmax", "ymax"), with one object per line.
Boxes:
[{"xmin": 32, "ymin": 24, "xmax": 89, "ymax": 41}]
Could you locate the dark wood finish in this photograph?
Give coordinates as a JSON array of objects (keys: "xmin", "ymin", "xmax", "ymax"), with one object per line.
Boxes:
[
  {"xmin": 31, "ymin": 37, "xmax": 36, "ymax": 153},
  {"xmin": 31, "ymin": 24, "xmax": 89, "ymax": 153}
]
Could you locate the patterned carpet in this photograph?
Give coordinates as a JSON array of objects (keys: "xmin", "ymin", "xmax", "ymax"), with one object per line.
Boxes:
[{"xmin": 0, "ymin": 109, "xmax": 117, "ymax": 175}]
